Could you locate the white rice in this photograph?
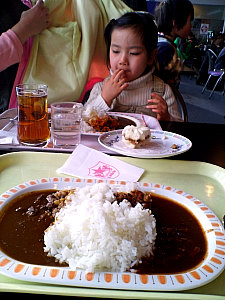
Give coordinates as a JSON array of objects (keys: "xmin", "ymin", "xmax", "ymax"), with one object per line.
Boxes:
[{"xmin": 44, "ymin": 183, "xmax": 156, "ymax": 272}]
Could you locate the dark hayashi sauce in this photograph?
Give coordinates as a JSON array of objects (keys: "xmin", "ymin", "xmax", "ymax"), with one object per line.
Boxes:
[
  {"xmin": 0, "ymin": 190, "xmax": 207, "ymax": 273},
  {"xmin": 136, "ymin": 193, "xmax": 207, "ymax": 274},
  {"xmin": 0, "ymin": 190, "xmax": 60, "ymax": 266},
  {"xmin": 117, "ymin": 116, "xmax": 136, "ymax": 129}
]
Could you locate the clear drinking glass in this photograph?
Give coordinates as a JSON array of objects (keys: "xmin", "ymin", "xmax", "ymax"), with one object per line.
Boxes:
[{"xmin": 51, "ymin": 102, "xmax": 83, "ymax": 149}]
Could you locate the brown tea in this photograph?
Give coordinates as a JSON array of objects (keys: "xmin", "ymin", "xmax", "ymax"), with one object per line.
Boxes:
[{"xmin": 17, "ymin": 87, "xmax": 50, "ymax": 146}]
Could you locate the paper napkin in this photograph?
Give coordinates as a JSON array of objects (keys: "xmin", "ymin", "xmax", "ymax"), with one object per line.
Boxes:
[
  {"xmin": 0, "ymin": 130, "xmax": 19, "ymax": 145},
  {"xmin": 57, "ymin": 144, "xmax": 144, "ymax": 181}
]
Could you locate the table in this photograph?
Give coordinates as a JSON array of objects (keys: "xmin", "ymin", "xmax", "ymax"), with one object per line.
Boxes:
[
  {"xmin": 1, "ymin": 121, "xmax": 225, "ymax": 168},
  {"xmin": 160, "ymin": 121, "xmax": 225, "ymax": 168},
  {"xmin": 0, "ymin": 120, "xmax": 225, "ymax": 299}
]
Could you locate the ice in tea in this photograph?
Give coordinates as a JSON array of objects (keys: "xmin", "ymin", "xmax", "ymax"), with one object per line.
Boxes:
[{"xmin": 17, "ymin": 86, "xmax": 50, "ymax": 146}]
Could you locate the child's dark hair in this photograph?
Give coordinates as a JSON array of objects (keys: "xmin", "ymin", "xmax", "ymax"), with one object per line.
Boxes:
[
  {"xmin": 104, "ymin": 12, "xmax": 158, "ymax": 68},
  {"xmin": 154, "ymin": 0, "xmax": 194, "ymax": 36}
]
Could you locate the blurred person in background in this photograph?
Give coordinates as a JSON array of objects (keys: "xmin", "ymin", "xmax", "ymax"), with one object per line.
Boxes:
[
  {"xmin": 175, "ymin": 32, "xmax": 202, "ymax": 71},
  {"xmin": 154, "ymin": 0, "xmax": 194, "ymax": 89}
]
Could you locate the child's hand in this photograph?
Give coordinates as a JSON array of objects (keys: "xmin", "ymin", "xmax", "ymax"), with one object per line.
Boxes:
[
  {"xmin": 101, "ymin": 69, "xmax": 128, "ymax": 107},
  {"xmin": 146, "ymin": 93, "xmax": 170, "ymax": 121}
]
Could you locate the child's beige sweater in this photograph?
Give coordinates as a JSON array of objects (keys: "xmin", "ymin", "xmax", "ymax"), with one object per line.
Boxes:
[{"xmin": 85, "ymin": 71, "xmax": 183, "ymax": 122}]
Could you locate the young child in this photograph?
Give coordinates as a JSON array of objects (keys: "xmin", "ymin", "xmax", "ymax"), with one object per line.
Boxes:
[{"xmin": 85, "ymin": 12, "xmax": 182, "ymax": 122}]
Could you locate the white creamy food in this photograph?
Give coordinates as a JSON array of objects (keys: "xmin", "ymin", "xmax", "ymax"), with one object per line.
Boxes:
[{"xmin": 122, "ymin": 125, "xmax": 151, "ymax": 148}]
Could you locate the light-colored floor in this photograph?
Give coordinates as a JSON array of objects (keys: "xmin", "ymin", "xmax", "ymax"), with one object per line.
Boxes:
[{"xmin": 179, "ymin": 74, "xmax": 225, "ymax": 124}]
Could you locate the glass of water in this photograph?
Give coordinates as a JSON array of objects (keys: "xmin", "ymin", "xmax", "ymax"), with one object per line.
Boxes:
[{"xmin": 51, "ymin": 102, "xmax": 83, "ymax": 149}]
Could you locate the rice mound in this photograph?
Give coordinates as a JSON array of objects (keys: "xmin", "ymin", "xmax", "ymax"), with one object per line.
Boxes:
[{"xmin": 44, "ymin": 183, "xmax": 156, "ymax": 272}]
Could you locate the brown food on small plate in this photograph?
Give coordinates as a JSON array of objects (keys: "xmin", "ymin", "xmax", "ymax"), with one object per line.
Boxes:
[
  {"xmin": 87, "ymin": 115, "xmax": 120, "ymax": 132},
  {"xmin": 87, "ymin": 115, "xmax": 136, "ymax": 132}
]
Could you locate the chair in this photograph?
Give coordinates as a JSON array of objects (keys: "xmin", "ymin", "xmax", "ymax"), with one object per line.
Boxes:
[
  {"xmin": 201, "ymin": 49, "xmax": 225, "ymax": 99},
  {"xmin": 170, "ymin": 85, "xmax": 188, "ymax": 122}
]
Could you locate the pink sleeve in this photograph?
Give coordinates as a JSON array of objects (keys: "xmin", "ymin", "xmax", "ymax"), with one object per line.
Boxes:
[{"xmin": 0, "ymin": 29, "xmax": 23, "ymax": 72}]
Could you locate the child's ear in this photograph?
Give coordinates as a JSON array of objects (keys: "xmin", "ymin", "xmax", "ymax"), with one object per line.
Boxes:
[{"xmin": 148, "ymin": 49, "xmax": 158, "ymax": 66}]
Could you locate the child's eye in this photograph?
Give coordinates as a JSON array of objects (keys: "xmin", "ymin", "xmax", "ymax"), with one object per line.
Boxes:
[
  {"xmin": 130, "ymin": 52, "xmax": 140, "ymax": 56},
  {"xmin": 112, "ymin": 50, "xmax": 119, "ymax": 54}
]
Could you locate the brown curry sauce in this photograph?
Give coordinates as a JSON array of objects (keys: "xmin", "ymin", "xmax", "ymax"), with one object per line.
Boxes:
[{"xmin": 0, "ymin": 190, "xmax": 207, "ymax": 273}]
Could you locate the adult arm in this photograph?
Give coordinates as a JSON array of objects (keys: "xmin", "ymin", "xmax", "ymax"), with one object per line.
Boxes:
[
  {"xmin": 0, "ymin": 30, "xmax": 23, "ymax": 72},
  {"xmin": 0, "ymin": 0, "xmax": 49, "ymax": 72}
]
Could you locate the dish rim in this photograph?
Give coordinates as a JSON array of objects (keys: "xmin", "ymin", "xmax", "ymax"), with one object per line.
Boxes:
[
  {"xmin": 98, "ymin": 129, "xmax": 192, "ymax": 158},
  {"xmin": 0, "ymin": 177, "xmax": 224, "ymax": 291}
]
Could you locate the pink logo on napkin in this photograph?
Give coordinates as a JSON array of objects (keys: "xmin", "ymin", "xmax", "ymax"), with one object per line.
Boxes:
[{"xmin": 88, "ymin": 161, "xmax": 120, "ymax": 179}]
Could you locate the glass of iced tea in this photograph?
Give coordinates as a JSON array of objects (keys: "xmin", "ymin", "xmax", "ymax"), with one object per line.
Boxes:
[{"xmin": 16, "ymin": 83, "xmax": 50, "ymax": 146}]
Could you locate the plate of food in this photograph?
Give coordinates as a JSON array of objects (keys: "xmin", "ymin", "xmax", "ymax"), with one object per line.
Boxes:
[
  {"xmin": 0, "ymin": 178, "xmax": 224, "ymax": 291},
  {"xmin": 98, "ymin": 125, "xmax": 192, "ymax": 158},
  {"xmin": 82, "ymin": 108, "xmax": 141, "ymax": 135}
]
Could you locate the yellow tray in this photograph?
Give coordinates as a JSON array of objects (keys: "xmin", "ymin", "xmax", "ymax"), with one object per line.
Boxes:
[{"xmin": 0, "ymin": 151, "xmax": 224, "ymax": 299}]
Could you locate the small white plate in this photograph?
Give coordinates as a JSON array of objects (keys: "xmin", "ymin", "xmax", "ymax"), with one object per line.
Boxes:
[
  {"xmin": 0, "ymin": 178, "xmax": 224, "ymax": 291},
  {"xmin": 82, "ymin": 112, "xmax": 141, "ymax": 136},
  {"xmin": 98, "ymin": 129, "xmax": 192, "ymax": 158}
]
